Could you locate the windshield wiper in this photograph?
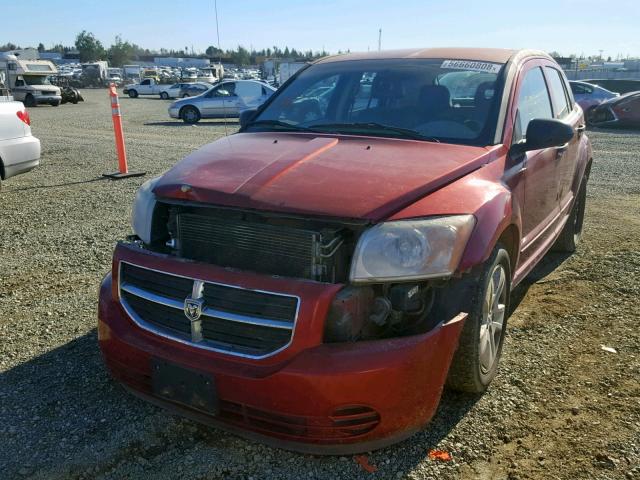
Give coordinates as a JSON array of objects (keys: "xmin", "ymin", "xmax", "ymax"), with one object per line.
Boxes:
[
  {"xmin": 245, "ymin": 119, "xmax": 313, "ymax": 132},
  {"xmin": 308, "ymin": 122, "xmax": 440, "ymax": 142}
]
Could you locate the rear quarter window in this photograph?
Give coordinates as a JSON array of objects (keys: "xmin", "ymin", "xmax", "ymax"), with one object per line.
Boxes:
[{"xmin": 545, "ymin": 67, "xmax": 571, "ymax": 118}]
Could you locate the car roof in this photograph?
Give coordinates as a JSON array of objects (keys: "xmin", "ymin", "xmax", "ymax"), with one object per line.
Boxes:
[{"xmin": 315, "ymin": 47, "xmax": 547, "ymax": 65}]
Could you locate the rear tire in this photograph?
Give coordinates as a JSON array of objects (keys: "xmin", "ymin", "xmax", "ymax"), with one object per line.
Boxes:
[
  {"xmin": 180, "ymin": 106, "xmax": 201, "ymax": 124},
  {"xmin": 552, "ymin": 179, "xmax": 587, "ymax": 253},
  {"xmin": 128, "ymin": 89, "xmax": 138, "ymax": 98},
  {"xmin": 160, "ymin": 92, "xmax": 169, "ymax": 100},
  {"xmin": 182, "ymin": 93, "xmax": 189, "ymax": 98},
  {"xmin": 447, "ymin": 246, "xmax": 511, "ymax": 393}
]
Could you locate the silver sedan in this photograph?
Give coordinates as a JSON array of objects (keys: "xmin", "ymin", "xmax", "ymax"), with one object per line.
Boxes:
[{"xmin": 168, "ymin": 80, "xmax": 276, "ymax": 124}]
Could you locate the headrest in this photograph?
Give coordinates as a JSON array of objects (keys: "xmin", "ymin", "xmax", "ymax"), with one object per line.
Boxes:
[
  {"xmin": 371, "ymin": 74, "xmax": 405, "ymax": 100},
  {"xmin": 419, "ymin": 85, "xmax": 451, "ymax": 112},
  {"xmin": 475, "ymin": 82, "xmax": 496, "ymax": 104}
]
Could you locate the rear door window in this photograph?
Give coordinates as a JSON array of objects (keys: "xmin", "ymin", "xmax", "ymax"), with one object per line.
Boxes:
[
  {"xmin": 514, "ymin": 67, "xmax": 553, "ymax": 142},
  {"xmin": 545, "ymin": 67, "xmax": 571, "ymax": 117},
  {"xmin": 570, "ymin": 82, "xmax": 592, "ymax": 95}
]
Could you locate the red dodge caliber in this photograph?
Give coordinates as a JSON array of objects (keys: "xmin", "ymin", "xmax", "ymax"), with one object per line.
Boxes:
[{"xmin": 98, "ymin": 48, "xmax": 592, "ymax": 454}]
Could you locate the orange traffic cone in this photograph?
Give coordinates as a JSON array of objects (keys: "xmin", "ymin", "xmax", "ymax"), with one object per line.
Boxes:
[{"xmin": 103, "ymin": 83, "xmax": 145, "ymax": 179}]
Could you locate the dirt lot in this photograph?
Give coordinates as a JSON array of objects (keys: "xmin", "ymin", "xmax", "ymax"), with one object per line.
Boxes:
[{"xmin": 0, "ymin": 89, "xmax": 638, "ymax": 480}]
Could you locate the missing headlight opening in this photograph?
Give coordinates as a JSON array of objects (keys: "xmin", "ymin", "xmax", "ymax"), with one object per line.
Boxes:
[{"xmin": 324, "ymin": 281, "xmax": 458, "ymax": 343}]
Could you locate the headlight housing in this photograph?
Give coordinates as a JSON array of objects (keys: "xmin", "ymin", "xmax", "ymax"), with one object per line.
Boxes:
[
  {"xmin": 350, "ymin": 215, "xmax": 475, "ymax": 283},
  {"xmin": 131, "ymin": 176, "xmax": 161, "ymax": 244}
]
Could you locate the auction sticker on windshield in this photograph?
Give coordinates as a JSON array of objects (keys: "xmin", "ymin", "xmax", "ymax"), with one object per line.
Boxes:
[{"xmin": 441, "ymin": 60, "xmax": 502, "ymax": 73}]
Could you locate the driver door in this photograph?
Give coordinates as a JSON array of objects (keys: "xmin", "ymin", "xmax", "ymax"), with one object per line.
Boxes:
[
  {"xmin": 198, "ymin": 85, "xmax": 226, "ymax": 117},
  {"xmin": 201, "ymin": 82, "xmax": 238, "ymax": 117},
  {"xmin": 138, "ymin": 79, "xmax": 151, "ymax": 94}
]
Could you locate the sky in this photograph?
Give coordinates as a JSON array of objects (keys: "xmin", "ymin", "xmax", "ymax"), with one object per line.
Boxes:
[{"xmin": 2, "ymin": 0, "xmax": 639, "ymax": 58}]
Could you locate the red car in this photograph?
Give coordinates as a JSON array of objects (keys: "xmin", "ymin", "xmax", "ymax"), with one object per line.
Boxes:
[
  {"xmin": 98, "ymin": 48, "xmax": 592, "ymax": 454},
  {"xmin": 588, "ymin": 91, "xmax": 640, "ymax": 128}
]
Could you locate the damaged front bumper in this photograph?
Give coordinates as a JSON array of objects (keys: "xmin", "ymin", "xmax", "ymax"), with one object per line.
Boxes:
[{"xmin": 98, "ymin": 242, "xmax": 467, "ymax": 454}]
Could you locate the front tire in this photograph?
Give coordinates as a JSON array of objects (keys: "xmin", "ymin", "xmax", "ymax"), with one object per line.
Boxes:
[
  {"xmin": 160, "ymin": 92, "xmax": 169, "ymax": 100},
  {"xmin": 128, "ymin": 89, "xmax": 138, "ymax": 98},
  {"xmin": 447, "ymin": 246, "xmax": 511, "ymax": 393},
  {"xmin": 24, "ymin": 95, "xmax": 36, "ymax": 107},
  {"xmin": 552, "ymin": 179, "xmax": 587, "ymax": 253},
  {"xmin": 180, "ymin": 106, "xmax": 201, "ymax": 124}
]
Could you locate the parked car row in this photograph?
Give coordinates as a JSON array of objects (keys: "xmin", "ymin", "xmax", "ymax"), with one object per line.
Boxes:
[
  {"xmin": 159, "ymin": 82, "xmax": 211, "ymax": 99},
  {"xmin": 569, "ymin": 80, "xmax": 640, "ymax": 128},
  {"xmin": 588, "ymin": 91, "xmax": 640, "ymax": 128}
]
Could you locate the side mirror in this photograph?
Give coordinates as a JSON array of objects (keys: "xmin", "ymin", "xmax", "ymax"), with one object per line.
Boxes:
[
  {"xmin": 239, "ymin": 108, "xmax": 258, "ymax": 129},
  {"xmin": 510, "ymin": 118, "xmax": 574, "ymax": 156}
]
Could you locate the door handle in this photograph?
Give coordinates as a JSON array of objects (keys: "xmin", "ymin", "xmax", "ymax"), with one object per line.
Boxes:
[{"xmin": 575, "ymin": 124, "xmax": 586, "ymax": 134}]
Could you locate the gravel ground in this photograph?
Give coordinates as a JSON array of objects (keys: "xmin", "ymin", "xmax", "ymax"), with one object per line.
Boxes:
[{"xmin": 0, "ymin": 89, "xmax": 638, "ymax": 480}]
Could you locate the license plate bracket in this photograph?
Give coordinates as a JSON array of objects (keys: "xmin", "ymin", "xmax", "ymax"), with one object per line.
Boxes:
[{"xmin": 151, "ymin": 358, "xmax": 218, "ymax": 414}]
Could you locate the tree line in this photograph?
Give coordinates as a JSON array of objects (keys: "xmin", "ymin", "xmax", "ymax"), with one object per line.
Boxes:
[{"xmin": 1, "ymin": 32, "xmax": 330, "ymax": 67}]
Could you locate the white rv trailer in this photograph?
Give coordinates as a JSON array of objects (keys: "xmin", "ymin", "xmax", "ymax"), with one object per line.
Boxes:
[{"xmin": 0, "ymin": 53, "xmax": 61, "ymax": 106}]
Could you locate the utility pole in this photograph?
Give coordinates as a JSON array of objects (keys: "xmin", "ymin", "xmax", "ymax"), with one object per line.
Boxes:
[{"xmin": 378, "ymin": 29, "xmax": 382, "ymax": 51}]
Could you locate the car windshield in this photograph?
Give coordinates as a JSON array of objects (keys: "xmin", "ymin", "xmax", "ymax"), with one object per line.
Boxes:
[
  {"xmin": 247, "ymin": 58, "xmax": 505, "ymax": 145},
  {"xmin": 23, "ymin": 75, "xmax": 52, "ymax": 86}
]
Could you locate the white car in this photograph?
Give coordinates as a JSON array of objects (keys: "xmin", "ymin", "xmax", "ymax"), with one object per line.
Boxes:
[
  {"xmin": 0, "ymin": 96, "xmax": 41, "ymax": 188},
  {"xmin": 159, "ymin": 83, "xmax": 194, "ymax": 100}
]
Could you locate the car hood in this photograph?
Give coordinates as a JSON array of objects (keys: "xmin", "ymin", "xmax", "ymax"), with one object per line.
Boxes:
[{"xmin": 154, "ymin": 132, "xmax": 497, "ymax": 220}]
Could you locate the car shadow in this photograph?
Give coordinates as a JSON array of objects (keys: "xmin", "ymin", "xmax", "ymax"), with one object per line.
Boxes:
[
  {"xmin": 1, "ymin": 253, "xmax": 575, "ymax": 477},
  {"xmin": 144, "ymin": 121, "xmax": 239, "ymax": 127},
  {"xmin": 510, "ymin": 251, "xmax": 573, "ymax": 313},
  {"xmin": 119, "ymin": 96, "xmax": 168, "ymax": 101},
  {"xmin": 587, "ymin": 125, "xmax": 640, "ymax": 134},
  {"xmin": 0, "ymin": 327, "xmax": 482, "ymax": 478},
  {"xmin": 0, "ymin": 330, "xmax": 143, "ymax": 477},
  {"xmin": 1, "ymin": 176, "xmax": 109, "ymax": 193}
]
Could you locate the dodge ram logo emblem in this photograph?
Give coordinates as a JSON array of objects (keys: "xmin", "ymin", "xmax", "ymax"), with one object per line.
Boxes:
[
  {"xmin": 184, "ymin": 280, "xmax": 205, "ymax": 342},
  {"xmin": 184, "ymin": 298, "xmax": 203, "ymax": 321}
]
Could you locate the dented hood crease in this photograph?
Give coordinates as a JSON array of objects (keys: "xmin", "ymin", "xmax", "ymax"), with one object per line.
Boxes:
[{"xmin": 154, "ymin": 132, "xmax": 495, "ymax": 221}]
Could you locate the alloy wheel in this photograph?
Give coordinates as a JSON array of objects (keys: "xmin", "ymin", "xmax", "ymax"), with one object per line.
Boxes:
[{"xmin": 479, "ymin": 263, "xmax": 507, "ymax": 374}]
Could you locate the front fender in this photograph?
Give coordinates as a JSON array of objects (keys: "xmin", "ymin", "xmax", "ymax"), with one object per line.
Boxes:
[{"xmin": 389, "ymin": 157, "xmax": 521, "ymax": 274}]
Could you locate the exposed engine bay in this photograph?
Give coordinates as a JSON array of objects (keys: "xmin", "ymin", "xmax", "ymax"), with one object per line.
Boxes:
[{"xmin": 142, "ymin": 200, "xmax": 472, "ymax": 343}]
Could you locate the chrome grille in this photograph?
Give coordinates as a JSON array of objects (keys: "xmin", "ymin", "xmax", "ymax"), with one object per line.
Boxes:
[{"xmin": 118, "ymin": 262, "xmax": 298, "ymax": 358}]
